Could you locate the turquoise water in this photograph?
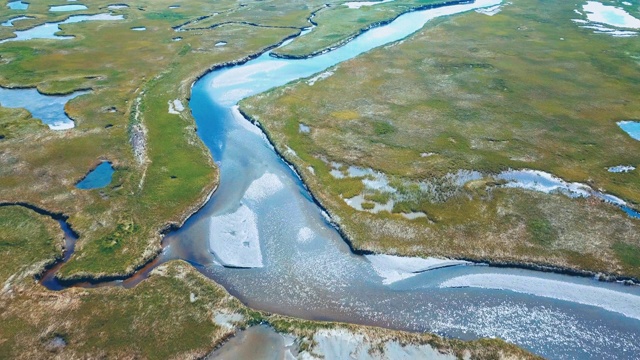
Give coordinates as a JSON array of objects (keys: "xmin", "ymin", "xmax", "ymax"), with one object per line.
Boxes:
[
  {"xmin": 76, "ymin": 162, "xmax": 114, "ymax": 189},
  {"xmin": 49, "ymin": 4, "xmax": 88, "ymax": 12},
  {"xmin": 603, "ymin": 10, "xmax": 627, "ymax": 26},
  {"xmin": 618, "ymin": 120, "xmax": 640, "ymax": 141},
  {"xmin": 7, "ymin": 1, "xmax": 28, "ymax": 10}
]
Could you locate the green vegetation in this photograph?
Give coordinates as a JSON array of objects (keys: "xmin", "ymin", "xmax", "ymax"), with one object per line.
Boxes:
[
  {"xmin": 0, "ymin": 206, "xmax": 61, "ymax": 283},
  {"xmin": 242, "ymin": 0, "xmax": 640, "ymax": 278},
  {"xmin": 0, "ymin": 260, "xmax": 248, "ymax": 359},
  {"xmin": 1, "ymin": 0, "xmax": 609, "ymax": 357},
  {"xmin": 0, "ymin": 0, "xmax": 461, "ymax": 281},
  {"xmin": 0, "ymin": 0, "xmax": 330, "ymax": 278},
  {"xmin": 527, "ymin": 218, "xmax": 555, "ymax": 246},
  {"xmin": 613, "ymin": 242, "xmax": 640, "ymax": 271},
  {"xmin": 178, "ymin": 0, "xmax": 317, "ymax": 30}
]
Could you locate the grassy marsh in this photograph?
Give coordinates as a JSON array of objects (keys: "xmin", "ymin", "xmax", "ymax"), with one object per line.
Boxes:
[
  {"xmin": 242, "ymin": 0, "xmax": 640, "ymax": 278},
  {"xmin": 0, "ymin": 0, "xmax": 305, "ymax": 278},
  {"xmin": 0, "ymin": 206, "xmax": 61, "ymax": 284},
  {"xmin": 0, "ymin": 0, "xmax": 577, "ymax": 357},
  {"xmin": 0, "ymin": 0, "xmax": 460, "ymax": 281}
]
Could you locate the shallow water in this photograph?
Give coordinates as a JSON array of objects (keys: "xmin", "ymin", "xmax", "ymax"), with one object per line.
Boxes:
[
  {"xmin": 154, "ymin": 0, "xmax": 640, "ymax": 358},
  {"xmin": 583, "ymin": 1, "xmax": 640, "ymax": 28},
  {"xmin": 7, "ymin": 1, "xmax": 28, "ymax": 10},
  {"xmin": 50, "ymin": 4, "xmax": 88, "ymax": 12},
  {"xmin": 207, "ymin": 324, "xmax": 464, "ymax": 359},
  {"xmin": 0, "ymin": 87, "xmax": 89, "ymax": 129},
  {"xmin": 497, "ymin": 169, "xmax": 640, "ymax": 218},
  {"xmin": 76, "ymin": 162, "xmax": 114, "ymax": 190},
  {"xmin": 618, "ymin": 120, "xmax": 640, "ymax": 141},
  {"xmin": 1, "ymin": 15, "xmax": 33, "ymax": 27},
  {"xmin": 0, "ymin": 13, "xmax": 123, "ymax": 43},
  {"xmin": 574, "ymin": 1, "xmax": 640, "ymax": 37},
  {"xmin": 107, "ymin": 4, "xmax": 128, "ymax": 10},
  {"xmin": 207, "ymin": 325, "xmax": 290, "ymax": 359}
]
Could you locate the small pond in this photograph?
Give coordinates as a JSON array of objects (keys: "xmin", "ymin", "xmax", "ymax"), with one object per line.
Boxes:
[
  {"xmin": 0, "ymin": 86, "xmax": 89, "ymax": 129},
  {"xmin": 107, "ymin": 4, "xmax": 128, "ymax": 10},
  {"xmin": 573, "ymin": 1, "xmax": 640, "ymax": 37},
  {"xmin": 0, "ymin": 13, "xmax": 123, "ymax": 43},
  {"xmin": 583, "ymin": 1, "xmax": 640, "ymax": 28},
  {"xmin": 50, "ymin": 4, "xmax": 87, "ymax": 12},
  {"xmin": 7, "ymin": 1, "xmax": 28, "ymax": 10},
  {"xmin": 76, "ymin": 161, "xmax": 114, "ymax": 189}
]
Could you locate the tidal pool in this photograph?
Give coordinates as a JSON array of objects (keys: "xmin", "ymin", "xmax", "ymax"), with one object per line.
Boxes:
[
  {"xmin": 76, "ymin": 161, "xmax": 114, "ymax": 189},
  {"xmin": 7, "ymin": 1, "xmax": 28, "ymax": 10},
  {"xmin": 0, "ymin": 13, "xmax": 123, "ymax": 43},
  {"xmin": 154, "ymin": 0, "xmax": 640, "ymax": 358},
  {"xmin": 50, "ymin": 4, "xmax": 88, "ymax": 12},
  {"xmin": 0, "ymin": 87, "xmax": 89, "ymax": 129}
]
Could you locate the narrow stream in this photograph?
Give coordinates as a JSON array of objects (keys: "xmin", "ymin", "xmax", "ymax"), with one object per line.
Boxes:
[{"xmin": 36, "ymin": 0, "xmax": 640, "ymax": 358}]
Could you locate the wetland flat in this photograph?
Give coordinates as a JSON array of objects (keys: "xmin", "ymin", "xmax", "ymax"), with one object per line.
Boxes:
[{"xmin": 1, "ymin": 0, "xmax": 639, "ymax": 359}]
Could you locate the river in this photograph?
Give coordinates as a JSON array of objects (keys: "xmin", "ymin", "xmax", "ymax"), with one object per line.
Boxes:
[{"xmin": 39, "ymin": 0, "xmax": 640, "ymax": 358}]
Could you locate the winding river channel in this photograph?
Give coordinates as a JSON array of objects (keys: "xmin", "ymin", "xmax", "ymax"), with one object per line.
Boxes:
[{"xmin": 35, "ymin": 0, "xmax": 640, "ymax": 358}]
